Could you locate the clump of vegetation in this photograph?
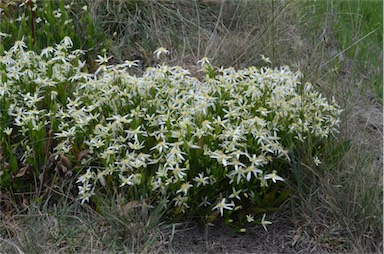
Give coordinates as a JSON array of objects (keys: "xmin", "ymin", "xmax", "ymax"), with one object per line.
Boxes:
[{"xmin": 0, "ymin": 38, "xmax": 342, "ymax": 228}]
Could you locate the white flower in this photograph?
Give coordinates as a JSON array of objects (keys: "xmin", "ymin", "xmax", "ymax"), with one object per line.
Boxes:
[
  {"xmin": 77, "ymin": 168, "xmax": 95, "ymax": 184},
  {"xmin": 78, "ymin": 183, "xmax": 94, "ymax": 204},
  {"xmin": 96, "ymin": 54, "xmax": 113, "ymax": 65},
  {"xmin": 197, "ymin": 57, "xmax": 211, "ymax": 67},
  {"xmin": 264, "ymin": 170, "xmax": 284, "ymax": 183},
  {"xmin": 151, "ymin": 140, "xmax": 170, "ymax": 154},
  {"xmin": 3, "ymin": 127, "xmax": 13, "ymax": 136},
  {"xmin": 212, "ymin": 198, "xmax": 234, "ymax": 216},
  {"xmin": 176, "ymin": 182, "xmax": 192, "ymax": 196},
  {"xmin": 193, "ymin": 173, "xmax": 209, "ymax": 187},
  {"xmin": 173, "ymin": 195, "xmax": 189, "ymax": 210},
  {"xmin": 228, "ymin": 187, "xmax": 242, "ymax": 201},
  {"xmin": 61, "ymin": 36, "xmax": 73, "ymax": 48},
  {"xmin": 153, "ymin": 47, "xmax": 170, "ymax": 59},
  {"xmin": 169, "ymin": 164, "xmax": 187, "ymax": 180},
  {"xmin": 248, "ymin": 154, "xmax": 266, "ymax": 167},
  {"xmin": 260, "ymin": 54, "xmax": 272, "ymax": 64},
  {"xmin": 128, "ymin": 141, "xmax": 145, "ymax": 150},
  {"xmin": 209, "ymin": 150, "xmax": 231, "ymax": 166},
  {"xmin": 10, "ymin": 37, "xmax": 26, "ymax": 51},
  {"xmin": 246, "ymin": 214, "xmax": 255, "ymax": 223},
  {"xmin": 119, "ymin": 174, "xmax": 135, "ymax": 187},
  {"xmin": 261, "ymin": 213, "xmax": 272, "ymax": 231},
  {"xmin": 244, "ymin": 165, "xmax": 262, "ymax": 182},
  {"xmin": 0, "ymin": 32, "xmax": 10, "ymax": 38},
  {"xmin": 168, "ymin": 144, "xmax": 186, "ymax": 161},
  {"xmin": 53, "ymin": 10, "xmax": 61, "ymax": 18},
  {"xmin": 227, "ymin": 166, "xmax": 245, "ymax": 185},
  {"xmin": 313, "ymin": 156, "xmax": 322, "ymax": 166},
  {"xmin": 40, "ymin": 46, "xmax": 55, "ymax": 58},
  {"xmin": 122, "ymin": 60, "xmax": 140, "ymax": 68}
]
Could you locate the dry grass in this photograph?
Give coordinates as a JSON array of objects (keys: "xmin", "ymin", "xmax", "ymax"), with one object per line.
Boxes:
[{"xmin": 0, "ymin": 192, "xmax": 171, "ymax": 253}]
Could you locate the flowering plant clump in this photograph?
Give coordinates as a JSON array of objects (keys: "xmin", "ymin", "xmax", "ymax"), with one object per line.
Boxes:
[{"xmin": 0, "ymin": 39, "xmax": 342, "ymax": 228}]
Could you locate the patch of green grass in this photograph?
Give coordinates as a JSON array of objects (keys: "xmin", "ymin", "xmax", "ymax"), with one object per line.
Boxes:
[
  {"xmin": 302, "ymin": 0, "xmax": 383, "ymax": 102},
  {"xmin": 337, "ymin": 0, "xmax": 383, "ymax": 101}
]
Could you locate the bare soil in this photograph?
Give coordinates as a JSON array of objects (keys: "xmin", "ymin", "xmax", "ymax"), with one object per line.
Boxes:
[{"xmin": 168, "ymin": 207, "xmax": 336, "ymax": 254}]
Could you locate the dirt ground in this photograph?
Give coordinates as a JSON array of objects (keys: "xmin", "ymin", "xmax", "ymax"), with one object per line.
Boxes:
[{"xmin": 168, "ymin": 206, "xmax": 336, "ymax": 254}]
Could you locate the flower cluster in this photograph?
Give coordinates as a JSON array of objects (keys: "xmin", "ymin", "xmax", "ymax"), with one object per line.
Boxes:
[{"xmin": 0, "ymin": 39, "xmax": 342, "ymax": 226}]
